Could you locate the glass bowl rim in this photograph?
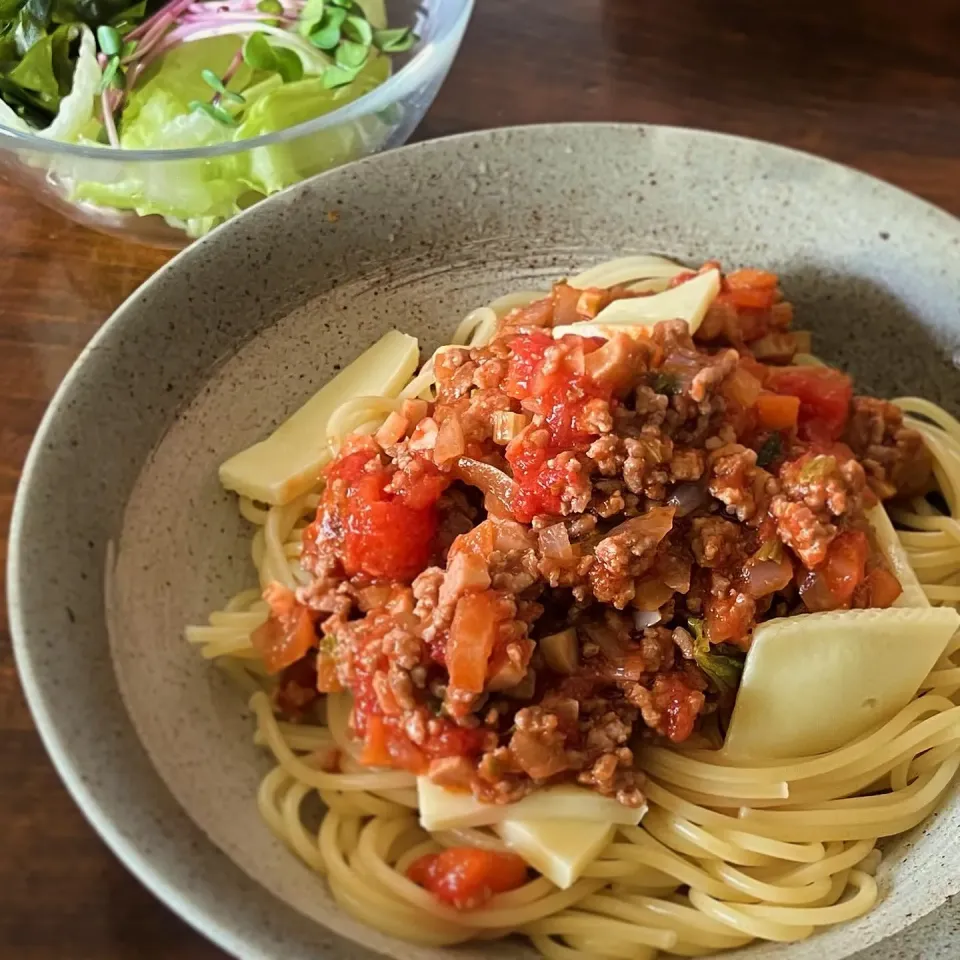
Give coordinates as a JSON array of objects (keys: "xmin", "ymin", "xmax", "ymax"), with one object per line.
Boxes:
[{"xmin": 0, "ymin": 0, "xmax": 473, "ymax": 163}]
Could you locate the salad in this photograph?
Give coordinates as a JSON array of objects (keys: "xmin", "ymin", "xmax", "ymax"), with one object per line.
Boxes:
[{"xmin": 0, "ymin": 0, "xmax": 415, "ymax": 235}]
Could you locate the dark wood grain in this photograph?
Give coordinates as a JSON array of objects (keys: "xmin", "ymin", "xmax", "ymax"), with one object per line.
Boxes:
[{"xmin": 2, "ymin": 0, "xmax": 960, "ymax": 955}]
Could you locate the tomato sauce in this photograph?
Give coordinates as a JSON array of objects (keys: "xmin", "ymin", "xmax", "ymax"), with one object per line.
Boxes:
[
  {"xmin": 323, "ymin": 445, "xmax": 447, "ymax": 581},
  {"xmin": 504, "ymin": 331, "xmax": 613, "ymax": 522}
]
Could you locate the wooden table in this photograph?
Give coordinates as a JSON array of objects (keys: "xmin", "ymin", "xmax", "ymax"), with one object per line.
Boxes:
[{"xmin": 2, "ymin": 0, "xmax": 960, "ymax": 955}]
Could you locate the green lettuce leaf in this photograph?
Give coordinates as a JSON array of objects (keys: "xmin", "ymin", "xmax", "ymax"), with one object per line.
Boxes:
[
  {"xmin": 0, "ymin": 21, "xmax": 95, "ymax": 135},
  {"xmin": 71, "ymin": 43, "xmax": 391, "ymax": 236}
]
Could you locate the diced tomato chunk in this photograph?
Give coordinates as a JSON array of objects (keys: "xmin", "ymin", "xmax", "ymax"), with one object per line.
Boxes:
[
  {"xmin": 855, "ymin": 566, "xmax": 903, "ymax": 609},
  {"xmin": 765, "ymin": 365, "xmax": 853, "ymax": 443},
  {"xmin": 799, "ymin": 529, "xmax": 869, "ymax": 611},
  {"xmin": 650, "ymin": 674, "xmax": 705, "ymax": 743},
  {"xmin": 320, "ymin": 445, "xmax": 446, "ymax": 582},
  {"xmin": 824, "ymin": 530, "xmax": 869, "ymax": 605},
  {"xmin": 251, "ymin": 583, "xmax": 317, "ymax": 674},
  {"xmin": 360, "ymin": 716, "xmax": 428, "ymax": 773},
  {"xmin": 422, "ymin": 724, "xmax": 487, "ymax": 759},
  {"xmin": 503, "ymin": 331, "xmax": 615, "ymax": 521},
  {"xmin": 705, "ymin": 591, "xmax": 756, "ymax": 648},
  {"xmin": 407, "ymin": 848, "xmax": 528, "ymax": 910}
]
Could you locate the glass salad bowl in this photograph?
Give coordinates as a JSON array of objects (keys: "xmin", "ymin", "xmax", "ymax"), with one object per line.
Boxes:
[{"xmin": 0, "ymin": 0, "xmax": 472, "ymax": 247}]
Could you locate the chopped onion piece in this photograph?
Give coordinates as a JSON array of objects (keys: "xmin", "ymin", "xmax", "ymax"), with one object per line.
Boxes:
[
  {"xmin": 667, "ymin": 483, "xmax": 707, "ymax": 518},
  {"xmin": 492, "ymin": 411, "xmax": 530, "ymax": 444},
  {"xmin": 375, "ymin": 411, "xmax": 408, "ymax": 447},
  {"xmin": 539, "ymin": 522, "xmax": 573, "ymax": 560},
  {"xmin": 434, "ymin": 416, "xmax": 465, "ymax": 464},
  {"xmin": 541, "ymin": 629, "xmax": 579, "ymax": 674},
  {"xmin": 409, "ymin": 417, "xmax": 439, "ymax": 451},
  {"xmin": 455, "ymin": 457, "xmax": 518, "ymax": 518},
  {"xmin": 633, "ymin": 610, "xmax": 662, "ymax": 629}
]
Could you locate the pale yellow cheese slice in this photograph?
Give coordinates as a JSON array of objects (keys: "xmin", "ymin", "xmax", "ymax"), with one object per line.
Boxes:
[
  {"xmin": 567, "ymin": 255, "xmax": 686, "ymax": 290},
  {"xmin": 723, "ymin": 606, "xmax": 959, "ymax": 760},
  {"xmin": 219, "ymin": 330, "xmax": 419, "ymax": 505},
  {"xmin": 866, "ymin": 504, "xmax": 929, "ymax": 608},
  {"xmin": 552, "ymin": 268, "xmax": 720, "ymax": 340},
  {"xmin": 496, "ymin": 819, "xmax": 619, "ymax": 889},
  {"xmin": 417, "ymin": 779, "xmax": 646, "ymax": 831}
]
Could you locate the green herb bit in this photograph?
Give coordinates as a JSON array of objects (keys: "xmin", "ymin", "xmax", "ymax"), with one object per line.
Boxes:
[
  {"xmin": 201, "ymin": 68, "xmax": 229, "ymax": 94},
  {"xmin": 121, "ymin": 39, "xmax": 138, "ymax": 59},
  {"xmin": 321, "ymin": 63, "xmax": 360, "ymax": 88},
  {"xmin": 373, "ymin": 27, "xmax": 416, "ymax": 53},
  {"xmin": 200, "ymin": 69, "xmax": 245, "ymax": 104},
  {"xmin": 799, "ymin": 454, "xmax": 837, "ymax": 483},
  {"xmin": 98, "ymin": 56, "xmax": 121, "ymax": 93},
  {"xmin": 257, "ymin": 0, "xmax": 284, "ymax": 12},
  {"xmin": 309, "ymin": 19, "xmax": 343, "ymax": 50},
  {"xmin": 189, "ymin": 99, "xmax": 238, "ymax": 126},
  {"xmin": 243, "ymin": 31, "xmax": 277, "ymax": 69},
  {"xmin": 242, "ymin": 33, "xmax": 301, "ymax": 83},
  {"xmin": 753, "ymin": 537, "xmax": 785, "ymax": 564},
  {"xmin": 272, "ymin": 46, "xmax": 303, "ymax": 83},
  {"xmin": 650, "ymin": 371, "xmax": 680, "ymax": 396},
  {"xmin": 96, "ymin": 24, "xmax": 122, "ymax": 57},
  {"xmin": 342, "ymin": 13, "xmax": 372, "ymax": 46},
  {"xmin": 335, "ymin": 37, "xmax": 368, "ymax": 68},
  {"xmin": 686, "ymin": 618, "xmax": 744, "ymax": 696},
  {"xmin": 755, "ymin": 432, "xmax": 782, "ymax": 468}
]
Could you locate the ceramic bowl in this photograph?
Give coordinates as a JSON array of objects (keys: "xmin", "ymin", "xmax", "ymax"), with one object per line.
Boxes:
[{"xmin": 9, "ymin": 124, "xmax": 960, "ymax": 960}]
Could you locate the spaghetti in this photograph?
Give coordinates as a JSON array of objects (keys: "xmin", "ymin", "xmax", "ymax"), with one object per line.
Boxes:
[{"xmin": 186, "ymin": 256, "xmax": 960, "ymax": 959}]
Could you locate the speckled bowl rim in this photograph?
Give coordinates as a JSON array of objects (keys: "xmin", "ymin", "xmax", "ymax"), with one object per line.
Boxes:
[{"xmin": 8, "ymin": 122, "xmax": 960, "ymax": 960}]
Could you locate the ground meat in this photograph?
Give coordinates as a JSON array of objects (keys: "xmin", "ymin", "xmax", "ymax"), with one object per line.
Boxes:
[
  {"xmin": 689, "ymin": 348, "xmax": 739, "ymax": 403},
  {"xmin": 690, "ymin": 516, "xmax": 741, "ymax": 568},
  {"xmin": 274, "ymin": 273, "xmax": 920, "ymax": 811},
  {"xmin": 590, "ymin": 511, "xmax": 672, "ymax": 607},
  {"xmin": 708, "ymin": 444, "xmax": 776, "ymax": 523},
  {"xmin": 670, "ymin": 447, "xmax": 706, "ymax": 481},
  {"xmin": 778, "ymin": 452, "xmax": 867, "ymax": 518},
  {"xmin": 771, "ymin": 451, "xmax": 868, "ymax": 568},
  {"xmin": 770, "ymin": 499, "xmax": 836, "ymax": 569},
  {"xmin": 586, "ymin": 435, "xmax": 623, "ymax": 476},
  {"xmin": 844, "ymin": 396, "xmax": 933, "ymax": 499},
  {"xmin": 623, "ymin": 431, "xmax": 673, "ymax": 500},
  {"xmin": 274, "ymin": 658, "xmax": 320, "ymax": 720}
]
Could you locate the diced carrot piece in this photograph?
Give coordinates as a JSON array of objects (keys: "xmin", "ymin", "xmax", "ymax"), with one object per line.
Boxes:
[
  {"xmin": 725, "ymin": 268, "xmax": 779, "ymax": 290},
  {"xmin": 756, "ymin": 393, "xmax": 800, "ymax": 430},
  {"xmin": 727, "ymin": 287, "xmax": 777, "ymax": 310},
  {"xmin": 360, "ymin": 716, "xmax": 392, "ymax": 766},
  {"xmin": 863, "ymin": 567, "xmax": 903, "ymax": 609},
  {"xmin": 316, "ymin": 652, "xmax": 342, "ymax": 693},
  {"xmin": 448, "ymin": 591, "xmax": 500, "ymax": 693}
]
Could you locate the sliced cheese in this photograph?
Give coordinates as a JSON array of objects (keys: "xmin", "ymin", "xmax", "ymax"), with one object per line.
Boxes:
[
  {"xmin": 552, "ymin": 269, "xmax": 721, "ymax": 339},
  {"xmin": 723, "ymin": 606, "xmax": 959, "ymax": 761},
  {"xmin": 568, "ymin": 255, "xmax": 687, "ymax": 290},
  {"xmin": 793, "ymin": 353, "xmax": 826, "ymax": 367},
  {"xmin": 417, "ymin": 779, "xmax": 646, "ymax": 831},
  {"xmin": 219, "ymin": 330, "xmax": 419, "ymax": 505},
  {"xmin": 866, "ymin": 504, "xmax": 929, "ymax": 608},
  {"xmin": 496, "ymin": 819, "xmax": 619, "ymax": 889}
]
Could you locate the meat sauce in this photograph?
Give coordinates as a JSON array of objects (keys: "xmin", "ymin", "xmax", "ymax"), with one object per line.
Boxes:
[{"xmin": 254, "ymin": 266, "xmax": 932, "ymax": 905}]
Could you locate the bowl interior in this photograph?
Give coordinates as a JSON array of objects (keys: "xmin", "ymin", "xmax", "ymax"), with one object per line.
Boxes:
[{"xmin": 11, "ymin": 124, "xmax": 960, "ymax": 960}]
